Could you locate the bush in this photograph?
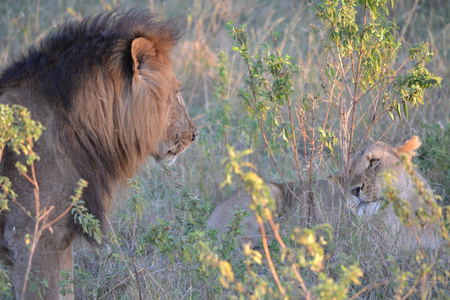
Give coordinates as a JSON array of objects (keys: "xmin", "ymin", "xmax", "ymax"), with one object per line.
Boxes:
[{"xmin": 416, "ymin": 122, "xmax": 450, "ymax": 203}]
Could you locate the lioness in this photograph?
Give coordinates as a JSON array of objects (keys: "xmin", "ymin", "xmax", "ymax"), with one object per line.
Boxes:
[
  {"xmin": 346, "ymin": 135, "xmax": 441, "ymax": 250},
  {"xmin": 209, "ymin": 136, "xmax": 440, "ymax": 250},
  {"xmin": 0, "ymin": 11, "xmax": 197, "ymax": 299},
  {"xmin": 208, "ymin": 180, "xmax": 346, "ymax": 245}
]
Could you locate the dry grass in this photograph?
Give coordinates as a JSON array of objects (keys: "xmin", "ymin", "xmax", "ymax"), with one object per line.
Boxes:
[{"xmin": 0, "ymin": 0, "xmax": 449, "ymax": 298}]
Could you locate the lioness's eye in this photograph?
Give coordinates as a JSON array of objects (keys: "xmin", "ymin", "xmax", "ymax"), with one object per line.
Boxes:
[{"xmin": 369, "ymin": 158, "xmax": 380, "ymax": 168}]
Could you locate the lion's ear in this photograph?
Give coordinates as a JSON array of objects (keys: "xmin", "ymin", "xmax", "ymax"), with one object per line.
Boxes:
[
  {"xmin": 395, "ymin": 135, "xmax": 421, "ymax": 160},
  {"xmin": 131, "ymin": 37, "xmax": 156, "ymax": 78}
]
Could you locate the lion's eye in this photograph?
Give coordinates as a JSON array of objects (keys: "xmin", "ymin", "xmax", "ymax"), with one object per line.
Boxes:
[
  {"xmin": 175, "ymin": 89, "xmax": 183, "ymax": 99},
  {"xmin": 369, "ymin": 158, "xmax": 380, "ymax": 168}
]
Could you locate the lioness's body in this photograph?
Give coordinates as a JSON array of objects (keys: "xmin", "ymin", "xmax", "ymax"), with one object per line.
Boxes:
[
  {"xmin": 209, "ymin": 136, "xmax": 440, "ymax": 250},
  {"xmin": 208, "ymin": 180, "xmax": 347, "ymax": 245},
  {"xmin": 0, "ymin": 11, "xmax": 197, "ymax": 299}
]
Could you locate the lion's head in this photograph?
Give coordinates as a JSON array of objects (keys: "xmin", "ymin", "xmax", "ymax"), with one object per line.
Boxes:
[
  {"xmin": 126, "ymin": 36, "xmax": 198, "ymax": 164},
  {"xmin": 48, "ymin": 11, "xmax": 199, "ymax": 234}
]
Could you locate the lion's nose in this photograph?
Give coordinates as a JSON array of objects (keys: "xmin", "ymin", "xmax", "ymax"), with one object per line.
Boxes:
[{"xmin": 192, "ymin": 129, "xmax": 200, "ymax": 142}]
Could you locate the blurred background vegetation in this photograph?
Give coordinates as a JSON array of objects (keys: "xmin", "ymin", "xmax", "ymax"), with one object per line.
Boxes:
[{"xmin": 0, "ymin": 0, "xmax": 448, "ymax": 298}]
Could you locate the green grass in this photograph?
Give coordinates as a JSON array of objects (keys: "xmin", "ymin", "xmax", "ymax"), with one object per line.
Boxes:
[{"xmin": 0, "ymin": 0, "xmax": 449, "ymax": 298}]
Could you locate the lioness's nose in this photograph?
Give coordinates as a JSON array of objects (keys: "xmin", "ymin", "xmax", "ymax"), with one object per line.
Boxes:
[{"xmin": 350, "ymin": 183, "xmax": 364, "ymax": 197}]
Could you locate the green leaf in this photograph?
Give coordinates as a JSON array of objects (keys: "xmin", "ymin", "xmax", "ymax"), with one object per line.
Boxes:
[
  {"xmin": 389, "ymin": 111, "xmax": 394, "ymax": 120},
  {"xmin": 395, "ymin": 103, "xmax": 402, "ymax": 119},
  {"xmin": 368, "ymin": 0, "xmax": 378, "ymax": 19},
  {"xmin": 402, "ymin": 101, "xmax": 408, "ymax": 118},
  {"xmin": 330, "ymin": 67, "xmax": 336, "ymax": 78}
]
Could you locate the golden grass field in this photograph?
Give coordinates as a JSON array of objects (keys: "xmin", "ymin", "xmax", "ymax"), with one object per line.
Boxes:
[{"xmin": 0, "ymin": 0, "xmax": 449, "ymax": 298}]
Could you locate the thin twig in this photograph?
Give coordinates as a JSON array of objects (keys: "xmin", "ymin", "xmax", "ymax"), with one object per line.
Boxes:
[
  {"xmin": 348, "ymin": 279, "xmax": 389, "ymax": 300},
  {"xmin": 402, "ymin": 275, "xmax": 421, "ymax": 300},
  {"xmin": 400, "ymin": 0, "xmax": 419, "ymax": 42},
  {"xmin": 256, "ymin": 215, "xmax": 285, "ymax": 296},
  {"xmin": 346, "ymin": 0, "xmax": 368, "ymax": 179},
  {"xmin": 267, "ymin": 216, "xmax": 311, "ymax": 299}
]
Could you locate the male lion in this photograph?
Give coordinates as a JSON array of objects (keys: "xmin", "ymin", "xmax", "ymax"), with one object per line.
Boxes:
[
  {"xmin": 0, "ymin": 11, "xmax": 197, "ymax": 299},
  {"xmin": 209, "ymin": 136, "xmax": 440, "ymax": 250}
]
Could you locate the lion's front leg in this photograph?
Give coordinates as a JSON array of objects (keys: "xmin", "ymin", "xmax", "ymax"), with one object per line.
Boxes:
[{"xmin": 5, "ymin": 220, "xmax": 75, "ymax": 300}]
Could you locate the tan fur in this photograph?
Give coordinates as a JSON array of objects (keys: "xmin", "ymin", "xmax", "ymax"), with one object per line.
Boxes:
[
  {"xmin": 0, "ymin": 11, "xmax": 197, "ymax": 299},
  {"xmin": 347, "ymin": 135, "xmax": 440, "ymax": 250},
  {"xmin": 208, "ymin": 136, "xmax": 440, "ymax": 250},
  {"xmin": 208, "ymin": 180, "xmax": 347, "ymax": 245}
]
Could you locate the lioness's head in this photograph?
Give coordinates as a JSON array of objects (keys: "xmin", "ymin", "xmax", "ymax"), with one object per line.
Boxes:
[{"xmin": 348, "ymin": 136, "xmax": 421, "ymax": 203}]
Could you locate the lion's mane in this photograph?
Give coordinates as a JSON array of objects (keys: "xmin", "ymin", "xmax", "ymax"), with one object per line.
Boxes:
[{"xmin": 0, "ymin": 11, "xmax": 183, "ymax": 242}]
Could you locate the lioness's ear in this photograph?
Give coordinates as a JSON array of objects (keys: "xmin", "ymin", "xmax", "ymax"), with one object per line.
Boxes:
[
  {"xmin": 396, "ymin": 135, "xmax": 421, "ymax": 159},
  {"xmin": 131, "ymin": 37, "xmax": 156, "ymax": 78}
]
